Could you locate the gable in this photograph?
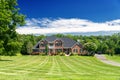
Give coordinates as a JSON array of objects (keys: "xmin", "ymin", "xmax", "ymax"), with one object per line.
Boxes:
[
  {"xmin": 33, "ymin": 41, "xmax": 40, "ymax": 49},
  {"xmin": 45, "ymin": 36, "xmax": 57, "ymax": 42},
  {"xmin": 71, "ymin": 44, "xmax": 81, "ymax": 49}
]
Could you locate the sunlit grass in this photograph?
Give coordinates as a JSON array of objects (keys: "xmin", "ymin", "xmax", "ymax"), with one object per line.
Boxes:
[
  {"xmin": 106, "ymin": 55, "xmax": 120, "ymax": 63},
  {"xmin": 0, "ymin": 56, "xmax": 120, "ymax": 80}
]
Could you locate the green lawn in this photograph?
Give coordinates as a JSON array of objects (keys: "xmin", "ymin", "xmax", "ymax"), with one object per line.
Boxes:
[
  {"xmin": 106, "ymin": 55, "xmax": 120, "ymax": 63},
  {"xmin": 0, "ymin": 56, "xmax": 120, "ymax": 80}
]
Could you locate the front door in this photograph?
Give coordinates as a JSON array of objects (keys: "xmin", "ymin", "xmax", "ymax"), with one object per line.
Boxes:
[
  {"xmin": 64, "ymin": 48, "xmax": 71, "ymax": 55},
  {"xmin": 49, "ymin": 49, "xmax": 54, "ymax": 55}
]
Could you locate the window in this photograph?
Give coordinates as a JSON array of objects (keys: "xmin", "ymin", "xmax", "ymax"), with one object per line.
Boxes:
[
  {"xmin": 48, "ymin": 43, "xmax": 54, "ymax": 48},
  {"xmin": 80, "ymin": 49, "xmax": 82, "ymax": 53},
  {"xmin": 73, "ymin": 49, "xmax": 78, "ymax": 53},
  {"xmin": 40, "ymin": 49, "xmax": 45, "ymax": 53},
  {"xmin": 55, "ymin": 49, "xmax": 62, "ymax": 53},
  {"xmin": 40, "ymin": 41, "xmax": 46, "ymax": 47},
  {"xmin": 55, "ymin": 41, "xmax": 62, "ymax": 47},
  {"xmin": 41, "ymin": 44, "xmax": 45, "ymax": 47},
  {"xmin": 49, "ymin": 43, "xmax": 53, "ymax": 46}
]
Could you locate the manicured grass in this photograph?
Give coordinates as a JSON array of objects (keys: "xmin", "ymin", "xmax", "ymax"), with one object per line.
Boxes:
[
  {"xmin": 0, "ymin": 56, "xmax": 120, "ymax": 80},
  {"xmin": 106, "ymin": 55, "xmax": 120, "ymax": 63}
]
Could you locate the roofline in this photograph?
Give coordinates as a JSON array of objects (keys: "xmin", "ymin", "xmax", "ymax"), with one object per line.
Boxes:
[
  {"xmin": 40, "ymin": 39, "xmax": 47, "ymax": 42},
  {"xmin": 41, "ymin": 38, "xmax": 64, "ymax": 43},
  {"xmin": 71, "ymin": 42, "xmax": 81, "ymax": 48},
  {"xmin": 33, "ymin": 41, "xmax": 40, "ymax": 48},
  {"xmin": 63, "ymin": 47, "xmax": 71, "ymax": 49},
  {"xmin": 54, "ymin": 38, "xmax": 64, "ymax": 42}
]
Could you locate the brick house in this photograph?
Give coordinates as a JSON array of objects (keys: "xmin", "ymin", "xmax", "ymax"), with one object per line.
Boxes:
[{"xmin": 32, "ymin": 36, "xmax": 83, "ymax": 55}]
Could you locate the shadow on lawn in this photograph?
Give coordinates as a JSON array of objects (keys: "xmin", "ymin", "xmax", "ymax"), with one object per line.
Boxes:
[{"xmin": 0, "ymin": 59, "xmax": 13, "ymax": 61}]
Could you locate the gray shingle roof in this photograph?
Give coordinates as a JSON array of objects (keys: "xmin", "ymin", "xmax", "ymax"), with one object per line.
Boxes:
[
  {"xmin": 44, "ymin": 36, "xmax": 82, "ymax": 48},
  {"xmin": 34, "ymin": 36, "xmax": 82, "ymax": 48},
  {"xmin": 45, "ymin": 36, "xmax": 57, "ymax": 42},
  {"xmin": 61, "ymin": 38, "xmax": 76, "ymax": 48}
]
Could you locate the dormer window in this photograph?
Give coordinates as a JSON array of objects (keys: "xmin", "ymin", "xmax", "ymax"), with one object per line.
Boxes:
[
  {"xmin": 49, "ymin": 43, "xmax": 53, "ymax": 46},
  {"xmin": 40, "ymin": 41, "xmax": 46, "ymax": 47},
  {"xmin": 55, "ymin": 40, "xmax": 62, "ymax": 47}
]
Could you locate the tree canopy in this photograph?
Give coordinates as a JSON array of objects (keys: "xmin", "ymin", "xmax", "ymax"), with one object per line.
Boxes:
[{"xmin": 0, "ymin": 0, "xmax": 25, "ymax": 56}]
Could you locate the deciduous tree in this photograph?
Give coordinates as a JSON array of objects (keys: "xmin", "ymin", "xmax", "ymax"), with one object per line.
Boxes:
[
  {"xmin": 84, "ymin": 42, "xmax": 97, "ymax": 56},
  {"xmin": 26, "ymin": 41, "xmax": 33, "ymax": 55},
  {"xmin": 0, "ymin": 0, "xmax": 25, "ymax": 56}
]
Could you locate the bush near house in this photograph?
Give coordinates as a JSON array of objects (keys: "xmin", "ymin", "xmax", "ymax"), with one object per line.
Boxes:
[{"xmin": 59, "ymin": 52, "xmax": 65, "ymax": 56}]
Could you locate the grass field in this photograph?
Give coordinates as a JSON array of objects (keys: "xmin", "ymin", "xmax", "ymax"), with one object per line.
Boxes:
[
  {"xmin": 0, "ymin": 56, "xmax": 120, "ymax": 80},
  {"xmin": 106, "ymin": 55, "xmax": 120, "ymax": 63}
]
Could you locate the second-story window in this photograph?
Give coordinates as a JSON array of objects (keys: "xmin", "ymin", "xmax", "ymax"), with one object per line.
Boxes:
[
  {"xmin": 40, "ymin": 41, "xmax": 45, "ymax": 47},
  {"xmin": 55, "ymin": 41, "xmax": 62, "ymax": 47},
  {"xmin": 49, "ymin": 43, "xmax": 53, "ymax": 46}
]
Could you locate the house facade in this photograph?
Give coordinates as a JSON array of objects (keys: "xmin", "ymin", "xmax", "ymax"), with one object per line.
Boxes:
[{"xmin": 32, "ymin": 36, "xmax": 83, "ymax": 55}]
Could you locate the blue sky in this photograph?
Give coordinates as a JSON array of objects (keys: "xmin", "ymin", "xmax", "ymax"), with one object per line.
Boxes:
[
  {"xmin": 17, "ymin": 0, "xmax": 120, "ymax": 35},
  {"xmin": 18, "ymin": 0, "xmax": 120, "ymax": 22}
]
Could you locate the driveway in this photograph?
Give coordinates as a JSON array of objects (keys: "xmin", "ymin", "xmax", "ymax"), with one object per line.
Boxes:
[{"xmin": 95, "ymin": 54, "xmax": 120, "ymax": 67}]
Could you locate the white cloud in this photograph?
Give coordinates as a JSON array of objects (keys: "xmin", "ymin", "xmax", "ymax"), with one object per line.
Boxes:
[{"xmin": 16, "ymin": 18, "xmax": 120, "ymax": 34}]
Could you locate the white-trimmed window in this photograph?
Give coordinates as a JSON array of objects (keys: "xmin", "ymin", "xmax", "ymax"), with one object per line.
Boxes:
[
  {"xmin": 55, "ymin": 41, "xmax": 62, "ymax": 47},
  {"xmin": 80, "ymin": 48, "xmax": 83, "ymax": 53},
  {"xmin": 73, "ymin": 49, "xmax": 78, "ymax": 53},
  {"xmin": 40, "ymin": 41, "xmax": 45, "ymax": 47}
]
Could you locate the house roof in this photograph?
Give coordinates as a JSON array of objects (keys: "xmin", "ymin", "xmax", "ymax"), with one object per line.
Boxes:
[
  {"xmin": 60, "ymin": 38, "xmax": 76, "ymax": 48},
  {"xmin": 34, "ymin": 36, "xmax": 82, "ymax": 48},
  {"xmin": 44, "ymin": 36, "xmax": 57, "ymax": 42},
  {"xmin": 45, "ymin": 36, "xmax": 82, "ymax": 48}
]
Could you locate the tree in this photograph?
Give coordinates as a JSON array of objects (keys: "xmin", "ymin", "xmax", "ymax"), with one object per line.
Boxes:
[
  {"xmin": 5, "ymin": 41, "xmax": 22, "ymax": 56},
  {"xmin": 114, "ymin": 47, "xmax": 120, "ymax": 55},
  {"xmin": 106, "ymin": 40, "xmax": 115, "ymax": 56},
  {"xmin": 102, "ymin": 43, "xmax": 108, "ymax": 53},
  {"xmin": 114, "ymin": 40, "xmax": 120, "ymax": 55},
  {"xmin": 45, "ymin": 45, "xmax": 48, "ymax": 55},
  {"xmin": 84, "ymin": 42, "xmax": 97, "ymax": 56},
  {"xmin": 21, "ymin": 41, "xmax": 27, "ymax": 55},
  {"xmin": 55, "ymin": 34, "xmax": 65, "ymax": 38},
  {"xmin": 26, "ymin": 41, "xmax": 33, "ymax": 55},
  {"xmin": 30, "ymin": 35, "xmax": 36, "ymax": 45},
  {"xmin": 0, "ymin": 0, "xmax": 25, "ymax": 56},
  {"xmin": 0, "ymin": 40, "xmax": 4, "ymax": 60}
]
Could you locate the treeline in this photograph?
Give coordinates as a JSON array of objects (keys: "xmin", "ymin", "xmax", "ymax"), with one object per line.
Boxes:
[
  {"xmin": 1, "ymin": 33, "xmax": 120, "ymax": 56},
  {"xmin": 54, "ymin": 33, "xmax": 120, "ymax": 56}
]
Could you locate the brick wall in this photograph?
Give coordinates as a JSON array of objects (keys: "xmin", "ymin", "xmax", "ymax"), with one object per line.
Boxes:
[{"xmin": 71, "ymin": 44, "xmax": 82, "ymax": 54}]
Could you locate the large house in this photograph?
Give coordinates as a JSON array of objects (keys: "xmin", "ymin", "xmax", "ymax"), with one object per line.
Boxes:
[{"xmin": 32, "ymin": 36, "xmax": 83, "ymax": 55}]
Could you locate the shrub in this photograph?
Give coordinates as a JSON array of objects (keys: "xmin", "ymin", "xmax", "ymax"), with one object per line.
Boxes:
[
  {"xmin": 69, "ymin": 53, "xmax": 78, "ymax": 56},
  {"xmin": 79, "ymin": 51, "xmax": 95, "ymax": 56},
  {"xmin": 59, "ymin": 52, "xmax": 65, "ymax": 56},
  {"xmin": 106, "ymin": 49, "xmax": 114, "ymax": 56},
  {"xmin": 87, "ymin": 51, "xmax": 95, "ymax": 56},
  {"xmin": 16, "ymin": 53, "xmax": 22, "ymax": 56},
  {"xmin": 39, "ymin": 53, "xmax": 46, "ymax": 56}
]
